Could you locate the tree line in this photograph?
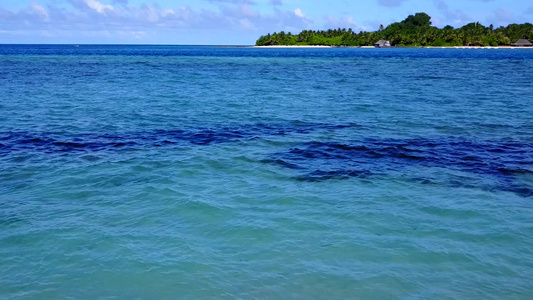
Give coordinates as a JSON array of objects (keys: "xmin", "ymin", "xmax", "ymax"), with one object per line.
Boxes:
[{"xmin": 255, "ymin": 13, "xmax": 533, "ymax": 47}]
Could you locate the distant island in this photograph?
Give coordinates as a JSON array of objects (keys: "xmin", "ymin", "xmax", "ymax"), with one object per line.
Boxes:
[{"xmin": 255, "ymin": 13, "xmax": 533, "ymax": 47}]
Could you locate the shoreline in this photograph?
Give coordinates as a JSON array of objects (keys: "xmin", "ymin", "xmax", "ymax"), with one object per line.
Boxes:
[
  {"xmin": 424, "ymin": 46, "xmax": 533, "ymax": 49},
  {"xmin": 253, "ymin": 45, "xmax": 533, "ymax": 49},
  {"xmin": 253, "ymin": 45, "xmax": 333, "ymax": 48}
]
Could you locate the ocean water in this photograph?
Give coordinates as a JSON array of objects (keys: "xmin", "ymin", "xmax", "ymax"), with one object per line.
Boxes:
[{"xmin": 1, "ymin": 45, "xmax": 532, "ymax": 299}]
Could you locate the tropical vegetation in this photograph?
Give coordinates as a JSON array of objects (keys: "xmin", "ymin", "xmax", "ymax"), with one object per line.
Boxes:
[{"xmin": 255, "ymin": 13, "xmax": 533, "ymax": 47}]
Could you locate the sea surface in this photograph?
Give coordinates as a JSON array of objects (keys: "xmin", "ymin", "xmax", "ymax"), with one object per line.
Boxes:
[{"xmin": 1, "ymin": 45, "xmax": 532, "ymax": 299}]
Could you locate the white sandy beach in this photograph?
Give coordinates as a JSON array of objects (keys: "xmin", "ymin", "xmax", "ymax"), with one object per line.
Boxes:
[
  {"xmin": 254, "ymin": 45, "xmax": 532, "ymax": 49},
  {"xmin": 426, "ymin": 46, "xmax": 533, "ymax": 49},
  {"xmin": 253, "ymin": 45, "xmax": 333, "ymax": 48}
]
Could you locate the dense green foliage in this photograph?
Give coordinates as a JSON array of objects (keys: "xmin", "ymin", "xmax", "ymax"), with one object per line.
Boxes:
[{"xmin": 255, "ymin": 12, "xmax": 533, "ymax": 47}]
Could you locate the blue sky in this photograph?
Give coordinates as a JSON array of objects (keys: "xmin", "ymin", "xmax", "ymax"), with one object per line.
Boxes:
[{"xmin": 0, "ymin": 0, "xmax": 531, "ymax": 44}]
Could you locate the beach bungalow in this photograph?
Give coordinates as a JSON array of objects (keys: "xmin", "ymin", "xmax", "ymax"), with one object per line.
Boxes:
[
  {"xmin": 375, "ymin": 40, "xmax": 391, "ymax": 48},
  {"xmin": 511, "ymin": 39, "xmax": 532, "ymax": 47}
]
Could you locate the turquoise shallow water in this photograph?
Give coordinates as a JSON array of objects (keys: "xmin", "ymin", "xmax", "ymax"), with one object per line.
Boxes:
[{"xmin": 1, "ymin": 45, "xmax": 532, "ymax": 299}]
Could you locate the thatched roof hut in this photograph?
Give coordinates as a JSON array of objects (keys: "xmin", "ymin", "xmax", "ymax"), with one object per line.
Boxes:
[
  {"xmin": 511, "ymin": 39, "xmax": 532, "ymax": 47},
  {"xmin": 374, "ymin": 40, "xmax": 391, "ymax": 48}
]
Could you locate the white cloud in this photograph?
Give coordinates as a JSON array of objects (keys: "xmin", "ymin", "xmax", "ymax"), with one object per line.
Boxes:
[
  {"xmin": 486, "ymin": 8, "xmax": 515, "ymax": 26},
  {"xmin": 29, "ymin": 2, "xmax": 49, "ymax": 19},
  {"xmin": 0, "ymin": 0, "xmax": 314, "ymax": 43},
  {"xmin": 161, "ymin": 9, "xmax": 175, "ymax": 17},
  {"xmin": 325, "ymin": 15, "xmax": 366, "ymax": 31},
  {"xmin": 39, "ymin": 30, "xmax": 53, "ymax": 37},
  {"xmin": 294, "ymin": 8, "xmax": 305, "ymax": 18},
  {"xmin": 240, "ymin": 5, "xmax": 259, "ymax": 18},
  {"xmin": 433, "ymin": 0, "xmax": 471, "ymax": 27},
  {"xmin": 377, "ymin": 0, "xmax": 407, "ymax": 7},
  {"xmin": 142, "ymin": 4, "xmax": 160, "ymax": 23},
  {"xmin": 85, "ymin": 0, "xmax": 113, "ymax": 14},
  {"xmin": 239, "ymin": 18, "xmax": 255, "ymax": 30}
]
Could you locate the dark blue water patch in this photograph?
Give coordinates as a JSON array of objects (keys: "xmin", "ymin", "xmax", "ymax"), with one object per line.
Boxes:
[
  {"xmin": 266, "ymin": 139, "xmax": 533, "ymax": 197},
  {"xmin": 0, "ymin": 122, "xmax": 355, "ymax": 154}
]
